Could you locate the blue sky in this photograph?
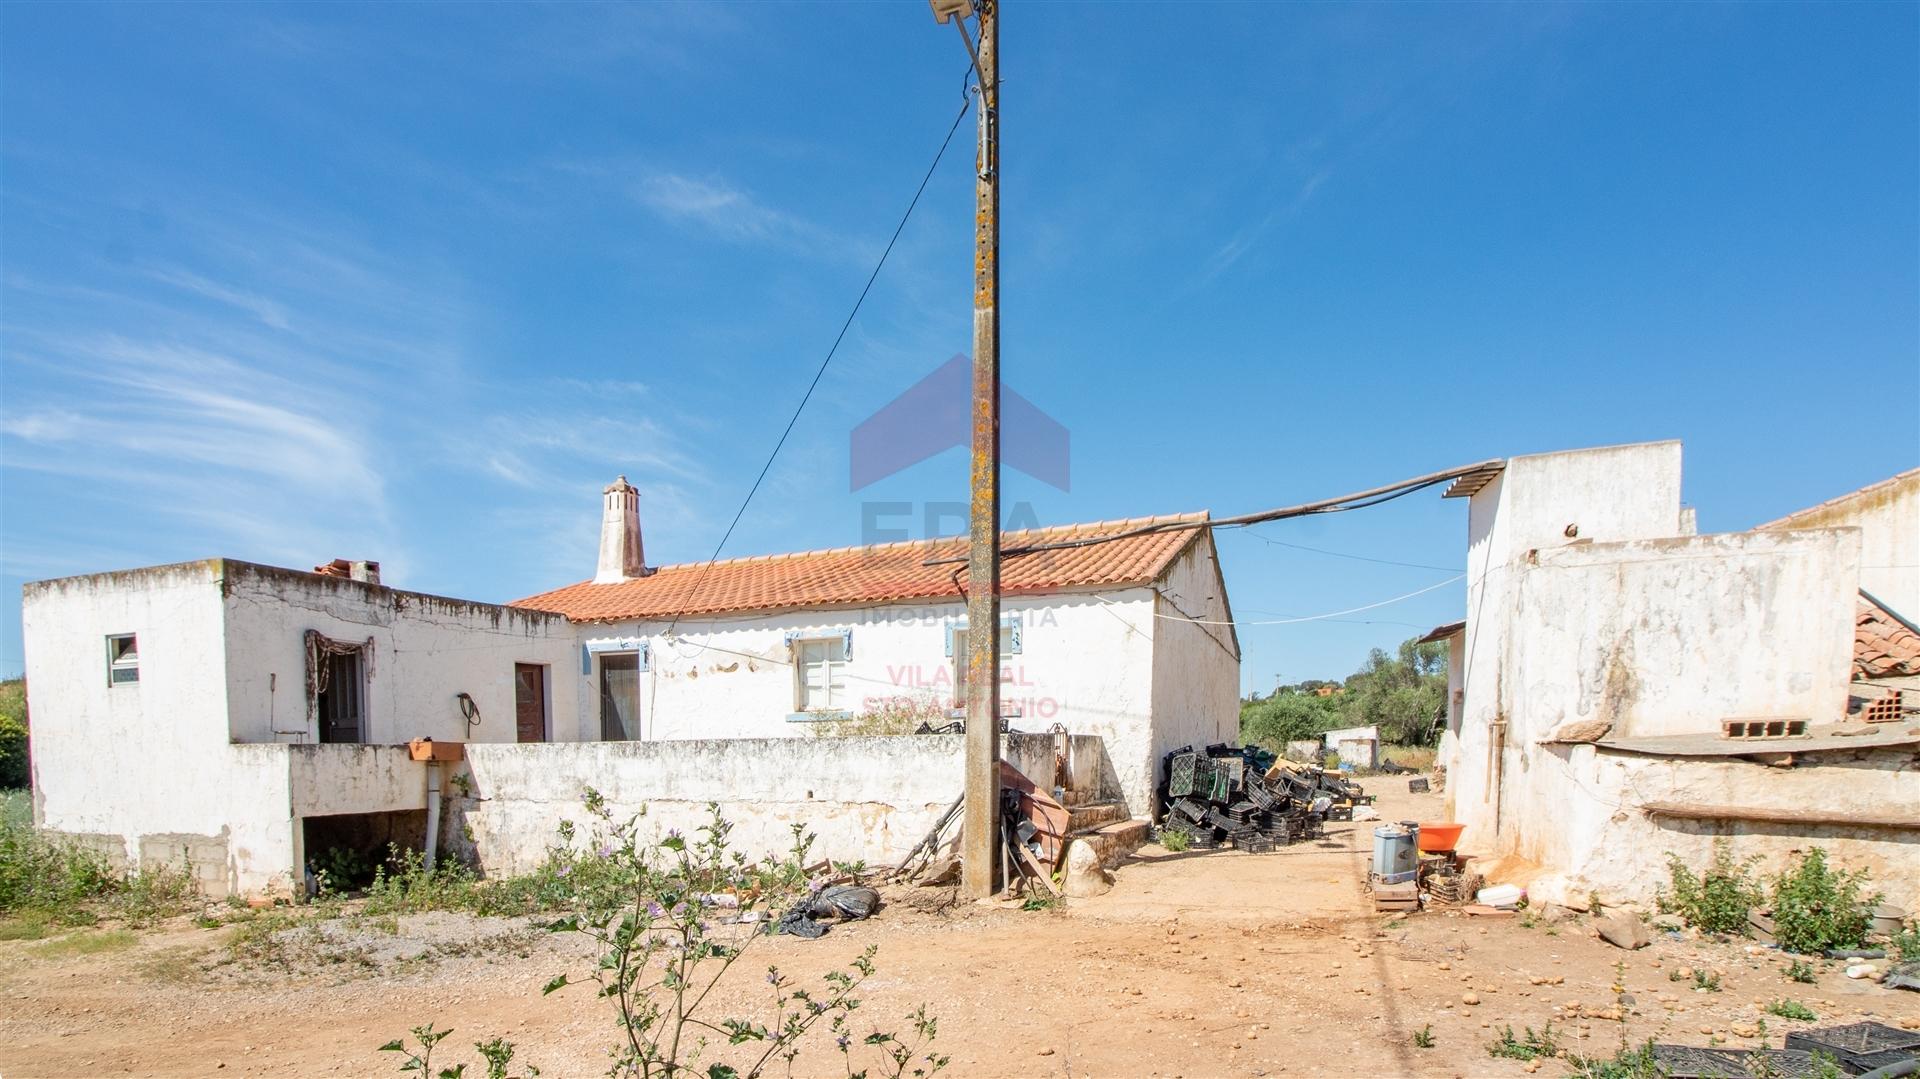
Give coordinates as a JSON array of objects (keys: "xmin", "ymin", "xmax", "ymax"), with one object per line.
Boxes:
[{"xmin": 2, "ymin": 2, "xmax": 1915, "ymax": 693}]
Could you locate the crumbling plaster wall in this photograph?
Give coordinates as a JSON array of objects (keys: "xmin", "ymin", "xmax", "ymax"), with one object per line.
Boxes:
[
  {"xmin": 1527, "ymin": 745, "xmax": 1919, "ymax": 910},
  {"xmin": 1508, "ymin": 529, "xmax": 1858, "ymax": 741},
  {"xmin": 1761, "ymin": 469, "xmax": 1919, "ymax": 619},
  {"xmin": 578, "ymin": 589, "xmax": 1165, "ymax": 816},
  {"xmin": 1444, "ymin": 442, "xmax": 1900, "ymax": 908},
  {"xmin": 1148, "ymin": 532, "xmax": 1241, "ymax": 815},
  {"xmin": 449, "ymin": 733, "xmax": 1077, "ymax": 875},
  {"xmin": 220, "ymin": 562, "xmax": 579, "ymax": 746},
  {"xmin": 19, "ymin": 561, "xmax": 263, "ymax": 893},
  {"xmin": 1449, "ymin": 442, "xmax": 1688, "ymax": 843}
]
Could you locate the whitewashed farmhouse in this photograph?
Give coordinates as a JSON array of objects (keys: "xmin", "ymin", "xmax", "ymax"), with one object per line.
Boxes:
[
  {"xmin": 1432, "ymin": 444, "xmax": 1920, "ymax": 909},
  {"xmin": 19, "ymin": 478, "xmax": 1239, "ymax": 896}
]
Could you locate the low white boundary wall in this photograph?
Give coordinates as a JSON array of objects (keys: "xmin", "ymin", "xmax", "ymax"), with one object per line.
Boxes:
[{"xmin": 449, "ymin": 733, "xmax": 1117, "ymax": 877}]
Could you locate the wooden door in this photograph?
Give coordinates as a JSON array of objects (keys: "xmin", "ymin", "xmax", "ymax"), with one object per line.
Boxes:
[{"xmin": 514, "ymin": 664, "xmax": 547, "ymax": 743}]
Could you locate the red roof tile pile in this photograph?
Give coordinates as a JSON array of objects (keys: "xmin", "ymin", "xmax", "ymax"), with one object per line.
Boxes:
[{"xmin": 1855, "ymin": 595, "xmax": 1920, "ymax": 679}]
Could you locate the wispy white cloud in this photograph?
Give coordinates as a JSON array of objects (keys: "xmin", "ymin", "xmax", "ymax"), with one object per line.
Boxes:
[
  {"xmin": 146, "ymin": 266, "xmax": 292, "ymax": 330},
  {"xmin": 632, "ymin": 172, "xmax": 854, "ymax": 258},
  {"xmin": 1200, "ymin": 167, "xmax": 1333, "ymax": 282}
]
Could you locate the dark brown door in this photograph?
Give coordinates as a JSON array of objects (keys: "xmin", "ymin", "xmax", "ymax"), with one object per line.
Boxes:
[
  {"xmin": 514, "ymin": 664, "xmax": 547, "ymax": 743},
  {"xmin": 318, "ymin": 651, "xmax": 363, "ymax": 743}
]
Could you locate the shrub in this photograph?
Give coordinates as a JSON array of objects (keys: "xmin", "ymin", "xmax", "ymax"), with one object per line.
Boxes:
[
  {"xmin": 389, "ymin": 795, "xmax": 947, "ymax": 1079},
  {"xmin": 1659, "ymin": 840, "xmax": 1762, "ymax": 935},
  {"xmin": 1771, "ymin": 848, "xmax": 1878, "ymax": 954},
  {"xmin": 1412, "ymin": 1024, "xmax": 1435, "ymax": 1049},
  {"xmin": 1765, "ymin": 999, "xmax": 1816, "ymax": 1021},
  {"xmin": 1891, "ymin": 925, "xmax": 1920, "ymax": 963},
  {"xmin": 0, "ymin": 818, "xmax": 119, "ymax": 915},
  {"xmin": 1157, "ymin": 827, "xmax": 1191, "ymax": 853},
  {"xmin": 1487, "ymin": 1023, "xmax": 1560, "ymax": 1061},
  {"xmin": 1785, "ymin": 959, "xmax": 1817, "ymax": 983},
  {"xmin": 808, "ymin": 695, "xmax": 950, "ymax": 737},
  {"xmin": 0, "ymin": 678, "xmax": 27, "ymax": 790},
  {"xmin": 1564, "ymin": 1041, "xmax": 1667, "ymax": 1079}
]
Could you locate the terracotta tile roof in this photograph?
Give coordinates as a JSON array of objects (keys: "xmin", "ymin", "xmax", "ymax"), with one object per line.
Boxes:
[
  {"xmin": 511, "ymin": 512, "xmax": 1210, "ymax": 623},
  {"xmin": 1856, "ymin": 593, "xmax": 1920, "ymax": 679}
]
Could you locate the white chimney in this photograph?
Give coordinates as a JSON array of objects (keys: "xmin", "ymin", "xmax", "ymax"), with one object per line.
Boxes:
[{"xmin": 594, "ymin": 475, "xmax": 648, "ymax": 583}]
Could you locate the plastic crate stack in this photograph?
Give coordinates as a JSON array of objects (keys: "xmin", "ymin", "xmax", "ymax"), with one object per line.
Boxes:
[{"xmin": 1157, "ymin": 743, "xmax": 1329, "ymax": 852}]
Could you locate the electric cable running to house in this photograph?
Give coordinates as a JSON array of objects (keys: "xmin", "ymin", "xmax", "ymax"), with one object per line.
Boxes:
[
  {"xmin": 921, "ymin": 458, "xmax": 1504, "ymax": 568},
  {"xmin": 1234, "ymin": 529, "xmax": 1463, "ymax": 574},
  {"xmin": 1093, "ymin": 573, "xmax": 1464, "ymax": 628},
  {"xmin": 663, "ymin": 75, "xmax": 975, "ymax": 642}
]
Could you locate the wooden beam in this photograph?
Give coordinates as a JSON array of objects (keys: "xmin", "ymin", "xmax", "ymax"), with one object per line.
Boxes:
[{"xmin": 1643, "ymin": 801, "xmax": 1920, "ymax": 831}]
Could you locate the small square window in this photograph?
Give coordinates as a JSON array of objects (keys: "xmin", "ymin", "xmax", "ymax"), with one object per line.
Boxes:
[
  {"xmin": 793, "ymin": 637, "xmax": 847, "ymax": 712},
  {"xmin": 107, "ymin": 634, "xmax": 139, "ymax": 686}
]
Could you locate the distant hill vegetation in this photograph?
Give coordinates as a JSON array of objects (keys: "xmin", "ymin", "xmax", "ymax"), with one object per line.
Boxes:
[
  {"xmin": 1, "ymin": 679, "xmax": 26, "ymax": 789},
  {"xmin": 1240, "ymin": 636, "xmax": 1446, "ymax": 750}
]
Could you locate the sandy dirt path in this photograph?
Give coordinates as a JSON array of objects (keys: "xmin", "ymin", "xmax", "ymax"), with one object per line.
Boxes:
[{"xmin": 4, "ymin": 786, "xmax": 1914, "ymax": 1078}]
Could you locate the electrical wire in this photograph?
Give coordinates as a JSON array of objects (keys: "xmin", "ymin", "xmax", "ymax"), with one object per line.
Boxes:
[
  {"xmin": 920, "ymin": 459, "xmax": 1503, "ymax": 567},
  {"xmin": 1094, "ymin": 573, "xmax": 1464, "ymax": 628},
  {"xmin": 664, "ymin": 77, "xmax": 975, "ymax": 639},
  {"xmin": 1234, "ymin": 529, "xmax": 1463, "ymax": 573}
]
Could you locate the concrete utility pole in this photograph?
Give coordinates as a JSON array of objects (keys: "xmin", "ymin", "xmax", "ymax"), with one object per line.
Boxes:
[{"xmin": 933, "ymin": 0, "xmax": 1001, "ymax": 900}]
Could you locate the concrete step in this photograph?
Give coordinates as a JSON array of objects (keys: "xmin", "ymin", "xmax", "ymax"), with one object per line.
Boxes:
[
  {"xmin": 1068, "ymin": 818, "xmax": 1149, "ymax": 868},
  {"xmin": 1067, "ymin": 800, "xmax": 1125, "ymax": 832},
  {"xmin": 1059, "ymin": 788, "xmax": 1102, "ymax": 808}
]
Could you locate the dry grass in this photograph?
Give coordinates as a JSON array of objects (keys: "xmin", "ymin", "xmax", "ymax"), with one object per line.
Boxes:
[{"xmin": 30, "ymin": 929, "xmax": 137, "ymax": 958}]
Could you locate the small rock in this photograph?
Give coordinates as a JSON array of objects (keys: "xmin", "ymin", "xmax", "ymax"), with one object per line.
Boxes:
[
  {"xmin": 1038, "ymin": 1048, "xmax": 1055, "ymax": 1056},
  {"xmin": 1845, "ymin": 963, "xmax": 1876, "ymax": 980},
  {"xmin": 1062, "ymin": 840, "xmax": 1113, "ymax": 899},
  {"xmin": 1463, "ymin": 993, "xmax": 1480, "ymax": 1006},
  {"xmin": 1596, "ymin": 912, "xmax": 1651, "ymax": 950}
]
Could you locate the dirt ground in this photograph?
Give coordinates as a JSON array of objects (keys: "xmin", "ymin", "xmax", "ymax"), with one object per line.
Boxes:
[{"xmin": 4, "ymin": 784, "xmax": 1915, "ymax": 1078}]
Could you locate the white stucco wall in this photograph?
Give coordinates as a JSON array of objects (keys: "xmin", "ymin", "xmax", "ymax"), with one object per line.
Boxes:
[
  {"xmin": 221, "ymin": 562, "xmax": 578, "ymax": 746},
  {"xmin": 449, "ymin": 733, "xmax": 1081, "ymax": 875},
  {"xmin": 1443, "ymin": 442, "xmax": 1904, "ymax": 907},
  {"xmin": 21, "ymin": 561, "xmax": 238, "ymax": 884},
  {"xmin": 22, "ymin": 560, "xmax": 580, "ymax": 895},
  {"xmin": 1146, "ymin": 533, "xmax": 1241, "ymax": 815},
  {"xmin": 570, "ymin": 588, "xmax": 1174, "ymax": 816},
  {"xmin": 1450, "ymin": 442, "xmax": 1689, "ymax": 842},
  {"xmin": 1509, "ymin": 529, "xmax": 1859, "ymax": 740},
  {"xmin": 1761, "ymin": 469, "xmax": 1919, "ymax": 619}
]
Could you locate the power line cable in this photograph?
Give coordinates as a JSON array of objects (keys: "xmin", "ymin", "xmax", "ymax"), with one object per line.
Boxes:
[
  {"xmin": 1235, "ymin": 529, "xmax": 1462, "ymax": 573},
  {"xmin": 666, "ymin": 80, "xmax": 975, "ymax": 638},
  {"xmin": 921, "ymin": 459, "xmax": 1503, "ymax": 568}
]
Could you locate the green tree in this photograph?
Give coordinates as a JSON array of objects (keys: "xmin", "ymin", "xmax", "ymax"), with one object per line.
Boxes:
[
  {"xmin": 1240, "ymin": 690, "xmax": 1343, "ymax": 750},
  {"xmin": 0, "ymin": 679, "xmax": 26, "ymax": 789},
  {"xmin": 1245, "ymin": 636, "xmax": 1449, "ymax": 750}
]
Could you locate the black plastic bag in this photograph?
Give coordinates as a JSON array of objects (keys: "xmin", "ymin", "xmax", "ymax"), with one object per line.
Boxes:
[{"xmin": 807, "ymin": 885, "xmax": 880, "ymax": 921}]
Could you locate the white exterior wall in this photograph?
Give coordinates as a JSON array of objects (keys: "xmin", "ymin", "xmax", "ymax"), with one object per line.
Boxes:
[
  {"xmin": 1522, "ymin": 745, "xmax": 1919, "ymax": 910},
  {"xmin": 21, "ymin": 561, "xmax": 239, "ymax": 887},
  {"xmin": 1510, "ymin": 530, "xmax": 1859, "ymax": 741},
  {"xmin": 1443, "ymin": 442, "xmax": 1906, "ymax": 908},
  {"xmin": 452, "ymin": 734, "xmax": 1076, "ymax": 875},
  {"xmin": 574, "ymin": 589, "xmax": 1174, "ymax": 817},
  {"xmin": 220, "ymin": 562, "xmax": 578, "ymax": 746},
  {"xmin": 1450, "ymin": 442, "xmax": 1689, "ymax": 843},
  {"xmin": 1763, "ymin": 470, "xmax": 1919, "ymax": 618},
  {"xmin": 1481, "ymin": 527, "xmax": 1860, "ymax": 877},
  {"xmin": 22, "ymin": 560, "xmax": 579, "ymax": 895},
  {"xmin": 1146, "ymin": 534, "xmax": 1241, "ymax": 813}
]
